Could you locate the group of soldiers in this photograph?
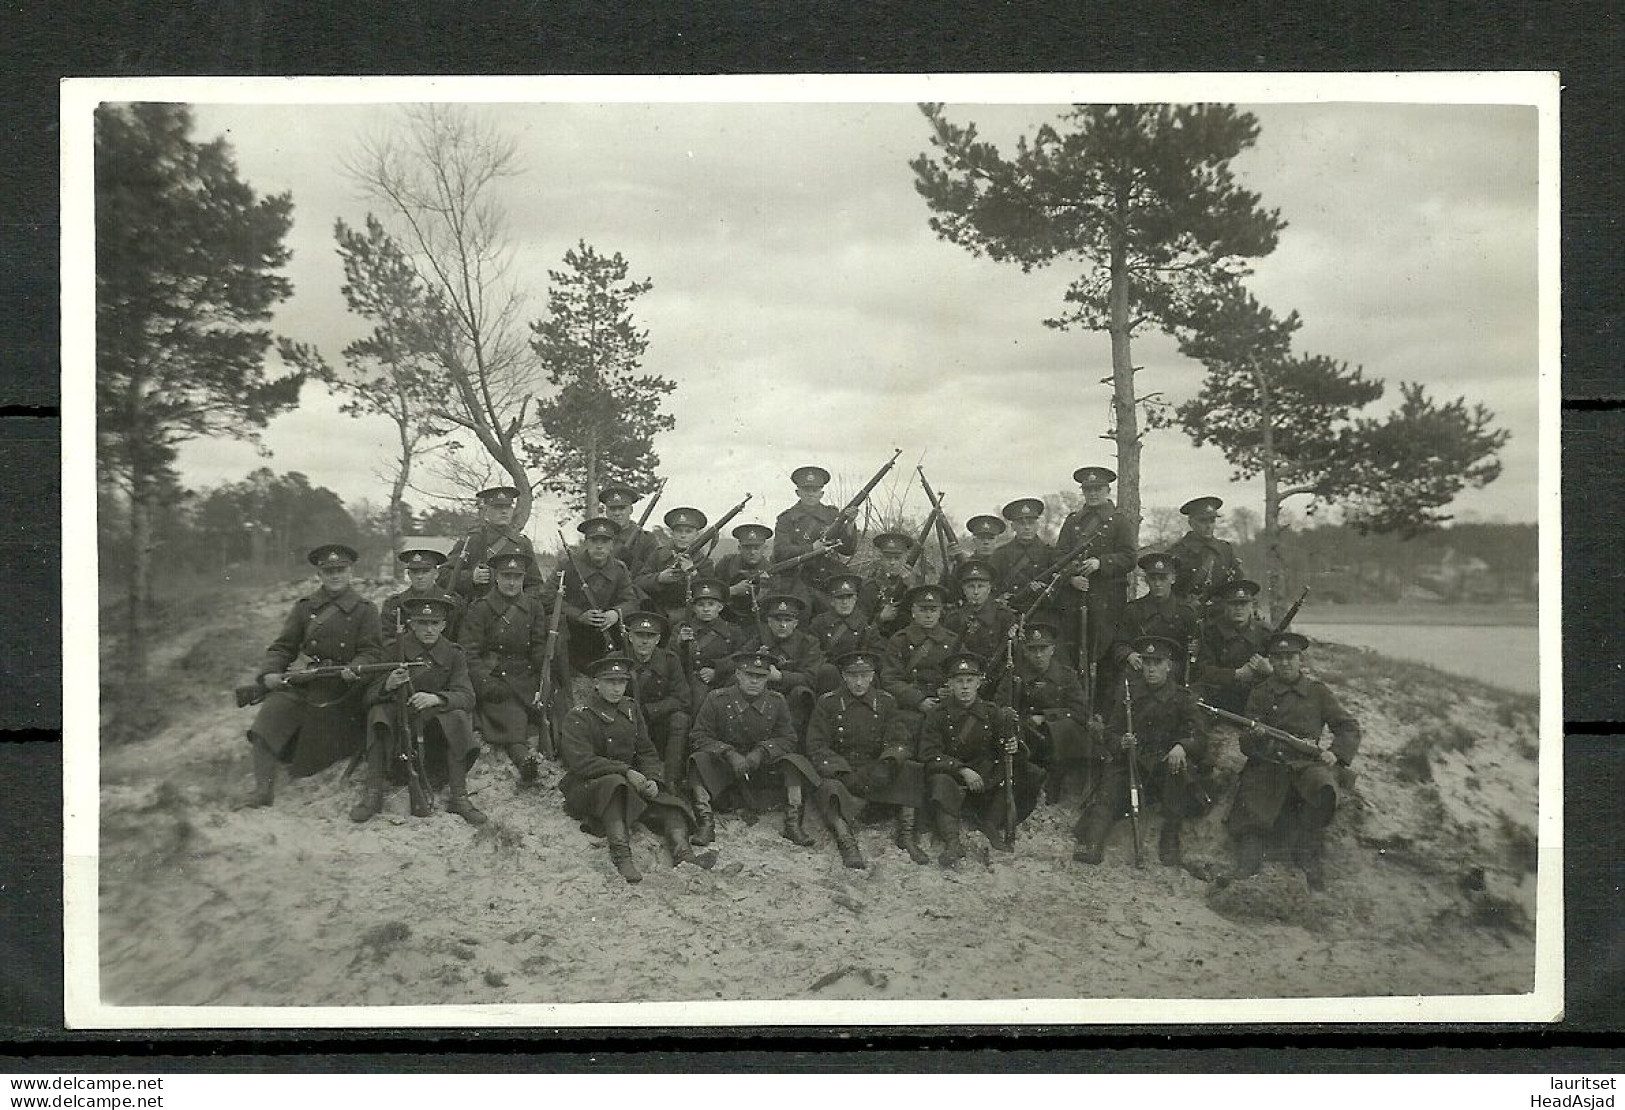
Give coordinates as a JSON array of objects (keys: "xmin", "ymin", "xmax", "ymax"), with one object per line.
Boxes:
[{"xmin": 237, "ymin": 463, "xmax": 1361, "ymax": 889}]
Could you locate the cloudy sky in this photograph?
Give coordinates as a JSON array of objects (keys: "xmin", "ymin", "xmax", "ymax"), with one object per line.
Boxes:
[{"xmin": 160, "ymin": 84, "xmax": 1543, "ymax": 547}]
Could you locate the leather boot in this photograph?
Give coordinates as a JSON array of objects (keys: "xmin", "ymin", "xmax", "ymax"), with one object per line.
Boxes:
[
  {"xmin": 407, "ymin": 775, "xmax": 433, "ymax": 818},
  {"xmin": 835, "ymin": 830, "xmax": 867, "ymax": 870},
  {"xmin": 1233, "ymin": 831, "xmax": 1265, "ymax": 878},
  {"xmin": 896, "ymin": 808, "xmax": 930, "ymax": 865},
  {"xmin": 349, "ymin": 786, "xmax": 384, "ymax": 823},
  {"xmin": 662, "ymin": 817, "xmax": 718, "ymax": 870},
  {"xmin": 690, "ymin": 795, "xmax": 716, "ymax": 846},
  {"xmin": 236, "ymin": 737, "xmax": 278, "ymax": 809},
  {"xmin": 446, "ymin": 793, "xmax": 489, "ymax": 826},
  {"xmin": 607, "ymin": 839, "xmax": 642, "ymax": 884},
  {"xmin": 781, "ymin": 803, "xmax": 815, "ymax": 848},
  {"xmin": 1300, "ymin": 830, "xmax": 1327, "ymax": 891},
  {"xmin": 1158, "ymin": 819, "xmax": 1183, "ymax": 866},
  {"xmin": 936, "ymin": 811, "xmax": 965, "ymax": 868},
  {"xmin": 1071, "ymin": 804, "xmax": 1113, "ymax": 864}
]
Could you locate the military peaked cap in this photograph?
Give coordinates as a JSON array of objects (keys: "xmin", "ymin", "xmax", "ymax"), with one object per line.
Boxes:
[
  {"xmin": 589, "ymin": 653, "xmax": 634, "ymax": 679},
  {"xmin": 761, "ymin": 594, "xmax": 807, "ymax": 619},
  {"xmin": 1021, "ymin": 622, "xmax": 1060, "ymax": 647},
  {"xmin": 1133, "ymin": 635, "xmax": 1182, "ymax": 661},
  {"xmin": 308, "ymin": 543, "xmax": 358, "ymax": 568},
  {"xmin": 1217, "ymin": 579, "xmax": 1261, "ymax": 601},
  {"xmin": 791, "ymin": 465, "xmax": 831, "ymax": 489},
  {"xmin": 872, "ymin": 532, "xmax": 913, "ymax": 556},
  {"xmin": 690, "ymin": 576, "xmax": 728, "ymax": 602},
  {"xmin": 477, "ymin": 486, "xmax": 519, "ymax": 506},
  {"xmin": 624, "ymin": 611, "xmax": 669, "ymax": 638},
  {"xmin": 577, "ymin": 516, "xmax": 619, "ymax": 539},
  {"xmin": 903, "ymin": 583, "xmax": 949, "ymax": 610},
  {"xmin": 967, "ymin": 514, "xmax": 1008, "ymax": 537},
  {"xmin": 598, "ymin": 484, "xmax": 640, "ymax": 508},
  {"xmin": 733, "ymin": 523, "xmax": 773, "ymax": 545},
  {"xmin": 943, "ymin": 652, "xmax": 987, "ymax": 678},
  {"xmin": 1266, "ymin": 631, "xmax": 1311, "ymax": 655},
  {"xmin": 490, "ymin": 552, "xmax": 533, "ymax": 575},
  {"xmin": 664, "ymin": 506, "xmax": 708, "ymax": 531},
  {"xmin": 398, "ymin": 547, "xmax": 446, "ymax": 571},
  {"xmin": 836, "ymin": 649, "xmax": 882, "ymax": 673},
  {"xmin": 731, "ymin": 648, "xmax": 781, "ymax": 674},
  {"xmin": 826, "ymin": 574, "xmax": 863, "ymax": 597},
  {"xmin": 1001, "ymin": 498, "xmax": 1045, "ymax": 522},
  {"xmin": 1072, "ymin": 467, "xmax": 1116, "ymax": 487},
  {"xmin": 404, "ymin": 596, "xmax": 456, "ymax": 622},
  {"xmin": 958, "ymin": 559, "xmax": 995, "ymax": 584},
  {"xmin": 1138, "ymin": 552, "xmax": 1178, "ymax": 576},
  {"xmin": 1180, "ymin": 496, "xmax": 1224, "ymax": 518}
]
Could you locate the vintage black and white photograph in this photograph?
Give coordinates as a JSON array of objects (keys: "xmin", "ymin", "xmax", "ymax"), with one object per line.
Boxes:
[{"xmin": 63, "ymin": 74, "xmax": 1561, "ymax": 1026}]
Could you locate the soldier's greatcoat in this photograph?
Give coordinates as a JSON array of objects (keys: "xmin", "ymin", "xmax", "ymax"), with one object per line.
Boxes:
[
  {"xmin": 559, "ymin": 693, "xmax": 693, "ymax": 830},
  {"xmin": 552, "ymin": 549, "xmax": 639, "ymax": 670},
  {"xmin": 918, "ymin": 697, "xmax": 1042, "ymax": 828},
  {"xmin": 1193, "ymin": 614, "xmax": 1274, "ymax": 714},
  {"xmin": 993, "ymin": 652, "xmax": 1096, "ymax": 767},
  {"xmin": 987, "ymin": 535, "xmax": 1055, "ymax": 600},
  {"xmin": 438, "ymin": 524, "xmax": 540, "ymax": 601},
  {"xmin": 688, "ymin": 685, "xmax": 819, "ymax": 810},
  {"xmin": 946, "ymin": 597, "xmax": 1019, "ymax": 663},
  {"xmin": 714, "ymin": 551, "xmax": 774, "ymax": 627},
  {"xmin": 1113, "ymin": 593, "xmax": 1203, "ymax": 684},
  {"xmin": 381, "ymin": 586, "xmax": 465, "ymax": 647},
  {"xmin": 804, "ymin": 686, "xmax": 923, "ymax": 817},
  {"xmin": 879, "ymin": 622, "xmax": 960, "ymax": 722},
  {"xmin": 1077, "ymin": 674, "xmax": 1210, "ymax": 838},
  {"xmin": 858, "ymin": 564, "xmax": 919, "ymax": 639},
  {"xmin": 808, "ymin": 609, "xmax": 884, "ymax": 692},
  {"xmin": 1054, "ymin": 502, "xmax": 1137, "ymax": 668},
  {"xmin": 611, "ymin": 521, "xmax": 662, "ymax": 583},
  {"xmin": 772, "ymin": 500, "xmax": 855, "ymax": 596},
  {"xmin": 459, "ymin": 588, "xmax": 553, "ymax": 751},
  {"xmin": 634, "ymin": 546, "xmax": 717, "ymax": 626},
  {"xmin": 249, "ymin": 586, "xmax": 382, "ymax": 777},
  {"xmin": 627, "ymin": 645, "xmax": 694, "ymax": 784},
  {"xmin": 1229, "ymin": 673, "xmax": 1361, "ymax": 835},
  {"xmin": 363, "ymin": 631, "xmax": 479, "ymax": 786},
  {"xmin": 1168, "ymin": 531, "xmax": 1244, "ymax": 607}
]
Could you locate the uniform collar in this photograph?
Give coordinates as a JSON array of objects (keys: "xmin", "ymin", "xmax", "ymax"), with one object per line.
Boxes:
[
  {"xmin": 590, "ymin": 692, "xmax": 633, "ymax": 719},
  {"xmin": 948, "ymin": 697, "xmax": 988, "ymax": 719},
  {"xmin": 311, "ymin": 586, "xmax": 360, "ymax": 612},
  {"xmin": 908, "ymin": 621, "xmax": 953, "ymax": 642}
]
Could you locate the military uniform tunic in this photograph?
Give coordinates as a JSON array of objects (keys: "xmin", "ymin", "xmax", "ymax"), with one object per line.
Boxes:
[
  {"xmin": 1112, "ymin": 593, "xmax": 1203, "ymax": 682},
  {"xmin": 1229, "ymin": 673, "xmax": 1361, "ymax": 834},
  {"xmin": 634, "ymin": 545, "xmax": 717, "ymax": 626},
  {"xmin": 805, "ymin": 686, "xmax": 923, "ymax": 816},
  {"xmin": 880, "ymin": 622, "xmax": 960, "ymax": 718},
  {"xmin": 918, "ymin": 697, "xmax": 1041, "ymax": 825},
  {"xmin": 363, "ymin": 631, "xmax": 479, "ymax": 784},
  {"xmin": 1076, "ymin": 674, "xmax": 1210, "ymax": 842},
  {"xmin": 611, "ymin": 521, "xmax": 663, "ymax": 583},
  {"xmin": 945, "ymin": 598, "xmax": 1019, "ymax": 663},
  {"xmin": 807, "ymin": 609, "xmax": 884, "ymax": 692},
  {"xmin": 993, "ymin": 654, "xmax": 1095, "ymax": 766},
  {"xmin": 713, "ymin": 551, "xmax": 775, "ymax": 626},
  {"xmin": 743, "ymin": 627, "xmax": 825, "ymax": 728},
  {"xmin": 458, "ymin": 589, "xmax": 553, "ymax": 751},
  {"xmin": 1168, "ymin": 531, "xmax": 1244, "ymax": 606},
  {"xmin": 550, "ymin": 550, "xmax": 639, "ymax": 670},
  {"xmin": 1193, "ymin": 614, "xmax": 1274, "ymax": 714},
  {"xmin": 381, "ymin": 586, "xmax": 465, "ymax": 646},
  {"xmin": 772, "ymin": 500, "xmax": 856, "ymax": 596},
  {"xmin": 438, "ymin": 524, "xmax": 540, "ymax": 601},
  {"xmin": 988, "ymin": 535, "xmax": 1056, "ymax": 600},
  {"xmin": 688, "ymin": 685, "xmax": 819, "ymax": 809},
  {"xmin": 858, "ymin": 564, "xmax": 919, "ymax": 638},
  {"xmin": 249, "ymin": 586, "xmax": 383, "ymax": 777},
  {"xmin": 1054, "ymin": 502, "xmax": 1137, "ymax": 667},
  {"xmin": 685, "ymin": 615, "xmax": 748, "ymax": 700},
  {"xmin": 628, "ymin": 645, "xmax": 695, "ymax": 783},
  {"xmin": 559, "ymin": 693, "xmax": 692, "ymax": 830}
]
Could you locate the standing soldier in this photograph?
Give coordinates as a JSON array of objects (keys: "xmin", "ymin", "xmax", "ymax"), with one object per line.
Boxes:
[
  {"xmin": 381, "ymin": 548, "xmax": 464, "ymax": 646},
  {"xmin": 1054, "ymin": 467, "xmax": 1138, "ymax": 706},
  {"xmin": 1228, "ymin": 632, "xmax": 1361, "ymax": 889},
  {"xmin": 714, "ymin": 522, "xmax": 775, "ymax": 629},
  {"xmin": 556, "ymin": 517, "xmax": 639, "ymax": 674},
  {"xmin": 879, "ymin": 583, "xmax": 961, "ymax": 738},
  {"xmin": 1073, "ymin": 637, "xmax": 1210, "ymax": 867},
  {"xmin": 438, "ymin": 486, "xmax": 540, "ymax": 603},
  {"xmin": 1113, "ymin": 553, "xmax": 1203, "ymax": 686},
  {"xmin": 991, "ymin": 622, "xmax": 1096, "ymax": 801},
  {"xmin": 635, "ymin": 506, "xmax": 715, "ymax": 627},
  {"xmin": 918, "ymin": 653, "xmax": 1040, "ymax": 865},
  {"xmin": 772, "ymin": 465, "xmax": 858, "ymax": 611},
  {"xmin": 1193, "ymin": 579, "xmax": 1274, "ymax": 715},
  {"xmin": 805, "ymin": 649, "xmax": 930, "ymax": 868},
  {"xmin": 945, "ymin": 559, "xmax": 1018, "ymax": 662},
  {"xmin": 459, "ymin": 552, "xmax": 551, "ymax": 790},
  {"xmin": 858, "ymin": 531, "xmax": 920, "ymax": 640},
  {"xmin": 687, "ymin": 647, "xmax": 822, "ymax": 848},
  {"xmin": 559, "ymin": 654, "xmax": 717, "ymax": 884},
  {"xmin": 681, "ymin": 575, "xmax": 748, "ymax": 706},
  {"xmin": 808, "ymin": 572, "xmax": 885, "ymax": 692},
  {"xmin": 600, "ymin": 483, "xmax": 663, "ymax": 583},
  {"xmin": 988, "ymin": 498, "xmax": 1054, "ymax": 603},
  {"xmin": 744, "ymin": 594, "xmax": 825, "ymax": 733},
  {"xmin": 351, "ymin": 596, "xmax": 482, "ymax": 825},
  {"xmin": 620, "ymin": 610, "xmax": 695, "ymax": 787},
  {"xmin": 238, "ymin": 544, "xmax": 382, "ymax": 807},
  {"xmin": 958, "ymin": 515, "xmax": 1007, "ymax": 570},
  {"xmin": 1169, "ymin": 496, "xmax": 1244, "ymax": 611}
]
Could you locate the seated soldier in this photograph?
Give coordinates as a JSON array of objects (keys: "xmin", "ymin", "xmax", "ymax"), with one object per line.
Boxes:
[
  {"xmin": 1227, "ymin": 632, "xmax": 1361, "ymax": 890},
  {"xmin": 805, "ymin": 649, "xmax": 930, "ymax": 868},
  {"xmin": 809, "ymin": 573, "xmax": 884, "ymax": 693},
  {"xmin": 1112, "ymin": 552, "xmax": 1201, "ymax": 687},
  {"xmin": 459, "ymin": 551, "xmax": 551, "ymax": 789},
  {"xmin": 918, "ymin": 652, "xmax": 1042, "ymax": 866},
  {"xmin": 879, "ymin": 583, "xmax": 960, "ymax": 738},
  {"xmin": 687, "ymin": 648, "xmax": 822, "ymax": 849},
  {"xmin": 352, "ymin": 596, "xmax": 484, "ymax": 826},
  {"xmin": 714, "ymin": 522, "xmax": 775, "ymax": 629},
  {"xmin": 857, "ymin": 531, "xmax": 919, "ymax": 640},
  {"xmin": 239, "ymin": 543, "xmax": 382, "ymax": 807},
  {"xmin": 560, "ymin": 654, "xmax": 718, "ymax": 884},
  {"xmin": 635, "ymin": 506, "xmax": 716, "ymax": 627},
  {"xmin": 745, "ymin": 593, "xmax": 825, "ymax": 733},
  {"xmin": 992, "ymin": 622, "xmax": 1096, "ymax": 800},
  {"xmin": 1073, "ymin": 636, "xmax": 1211, "ymax": 866},
  {"xmin": 621, "ymin": 610, "xmax": 694, "ymax": 787},
  {"xmin": 681, "ymin": 575, "xmax": 748, "ymax": 706},
  {"xmin": 945, "ymin": 558, "xmax": 1018, "ymax": 662},
  {"xmin": 1193, "ymin": 579, "xmax": 1273, "ymax": 715},
  {"xmin": 381, "ymin": 547, "xmax": 464, "ymax": 646},
  {"xmin": 557, "ymin": 516, "xmax": 638, "ymax": 674}
]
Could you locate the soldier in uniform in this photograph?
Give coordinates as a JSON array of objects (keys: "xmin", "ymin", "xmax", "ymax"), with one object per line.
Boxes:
[
  {"xmin": 459, "ymin": 552, "xmax": 552, "ymax": 789},
  {"xmin": 635, "ymin": 506, "xmax": 716, "ymax": 627},
  {"xmin": 772, "ymin": 465, "xmax": 858, "ymax": 611},
  {"xmin": 239, "ymin": 544, "xmax": 383, "ymax": 807},
  {"xmin": 600, "ymin": 483, "xmax": 662, "ymax": 582},
  {"xmin": 1193, "ymin": 579, "xmax": 1274, "ymax": 715},
  {"xmin": 946, "ymin": 559, "xmax": 1018, "ymax": 662},
  {"xmin": 808, "ymin": 573, "xmax": 884, "ymax": 692},
  {"xmin": 1054, "ymin": 468, "xmax": 1138, "ymax": 705},
  {"xmin": 743, "ymin": 593, "xmax": 825, "ymax": 733},
  {"xmin": 559, "ymin": 654, "xmax": 718, "ymax": 884},
  {"xmin": 687, "ymin": 647, "xmax": 823, "ymax": 848},
  {"xmin": 857, "ymin": 531, "xmax": 919, "ymax": 640},
  {"xmin": 991, "ymin": 622, "xmax": 1096, "ymax": 799},
  {"xmin": 918, "ymin": 653, "xmax": 1041, "ymax": 865},
  {"xmin": 381, "ymin": 548, "xmax": 463, "ymax": 646},
  {"xmin": 804, "ymin": 649, "xmax": 930, "ymax": 869},
  {"xmin": 956, "ymin": 515, "xmax": 1007, "ymax": 570},
  {"xmin": 621, "ymin": 610, "xmax": 695, "ymax": 787},
  {"xmin": 879, "ymin": 583, "xmax": 961, "ymax": 738},
  {"xmin": 714, "ymin": 522, "xmax": 775, "ymax": 629},
  {"xmin": 438, "ymin": 486, "xmax": 540, "ymax": 603},
  {"xmin": 1169, "ymin": 496, "xmax": 1245, "ymax": 611},
  {"xmin": 988, "ymin": 498, "xmax": 1054, "ymax": 603},
  {"xmin": 351, "ymin": 596, "xmax": 483, "ymax": 825},
  {"xmin": 1229, "ymin": 632, "xmax": 1361, "ymax": 890},
  {"xmin": 1113, "ymin": 552, "xmax": 1203, "ymax": 686},
  {"xmin": 556, "ymin": 516, "xmax": 639, "ymax": 673},
  {"xmin": 680, "ymin": 575, "xmax": 748, "ymax": 706},
  {"xmin": 1073, "ymin": 636, "xmax": 1211, "ymax": 867}
]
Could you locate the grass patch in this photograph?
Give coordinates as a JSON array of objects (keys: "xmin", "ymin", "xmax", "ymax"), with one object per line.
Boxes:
[
  {"xmin": 1394, "ymin": 722, "xmax": 1478, "ymax": 785},
  {"xmin": 358, "ymin": 920, "xmax": 412, "ymax": 962},
  {"xmin": 1499, "ymin": 813, "xmax": 1539, "ymax": 875}
]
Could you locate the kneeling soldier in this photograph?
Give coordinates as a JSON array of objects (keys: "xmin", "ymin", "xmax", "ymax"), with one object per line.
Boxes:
[
  {"xmin": 560, "ymin": 654, "xmax": 717, "ymax": 884},
  {"xmin": 1228, "ymin": 632, "xmax": 1361, "ymax": 890},
  {"xmin": 993, "ymin": 622, "xmax": 1096, "ymax": 799},
  {"xmin": 805, "ymin": 649, "xmax": 930, "ymax": 868},
  {"xmin": 353, "ymin": 596, "xmax": 483, "ymax": 825},
  {"xmin": 919, "ymin": 652, "xmax": 1041, "ymax": 866},
  {"xmin": 460, "ymin": 552, "xmax": 551, "ymax": 788},
  {"xmin": 687, "ymin": 648, "xmax": 822, "ymax": 848},
  {"xmin": 1073, "ymin": 636, "xmax": 1210, "ymax": 866},
  {"xmin": 621, "ymin": 610, "xmax": 694, "ymax": 787}
]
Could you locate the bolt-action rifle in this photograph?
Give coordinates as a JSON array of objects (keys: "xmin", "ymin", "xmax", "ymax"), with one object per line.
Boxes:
[
  {"xmin": 634, "ymin": 477, "xmax": 669, "ymax": 530},
  {"xmin": 532, "ymin": 568, "xmax": 568, "ymax": 761},
  {"xmin": 1123, "ymin": 677, "xmax": 1144, "ymax": 869},
  {"xmin": 1272, "ymin": 587, "xmax": 1311, "ymax": 635},
  {"xmin": 1197, "ymin": 701, "xmax": 1330, "ymax": 762},
  {"xmin": 820, "ymin": 449, "xmax": 904, "ymax": 545},
  {"xmin": 691, "ymin": 494, "xmax": 754, "ymax": 560},
  {"xmin": 234, "ymin": 661, "xmax": 427, "ymax": 709},
  {"xmin": 557, "ymin": 529, "xmax": 621, "ymax": 652}
]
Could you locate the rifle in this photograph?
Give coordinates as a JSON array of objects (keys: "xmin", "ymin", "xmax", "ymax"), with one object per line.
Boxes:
[
  {"xmin": 635, "ymin": 477, "xmax": 669, "ymax": 530},
  {"xmin": 1079, "ymin": 605, "xmax": 1094, "ymax": 711},
  {"xmin": 1197, "ymin": 701, "xmax": 1329, "ymax": 762},
  {"xmin": 1272, "ymin": 587, "xmax": 1311, "ymax": 635},
  {"xmin": 556, "ymin": 530, "xmax": 620, "ymax": 651},
  {"xmin": 234, "ymin": 661, "xmax": 427, "ymax": 709},
  {"xmin": 998, "ymin": 517, "xmax": 1110, "ymax": 609},
  {"xmin": 915, "ymin": 467, "xmax": 960, "ymax": 561},
  {"xmin": 398, "ymin": 662, "xmax": 436, "ymax": 816},
  {"xmin": 533, "ymin": 568, "xmax": 568, "ymax": 761},
  {"xmin": 1123, "ymin": 678, "xmax": 1144, "ymax": 868},
  {"xmin": 692, "ymin": 493, "xmax": 753, "ymax": 559},
  {"xmin": 1004, "ymin": 673, "xmax": 1022, "ymax": 849},
  {"xmin": 821, "ymin": 448, "xmax": 903, "ymax": 544},
  {"xmin": 439, "ymin": 524, "xmax": 484, "ymax": 599}
]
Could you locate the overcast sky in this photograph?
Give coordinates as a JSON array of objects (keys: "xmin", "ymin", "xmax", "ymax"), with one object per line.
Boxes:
[{"xmin": 169, "ymin": 93, "xmax": 1542, "ymax": 547}]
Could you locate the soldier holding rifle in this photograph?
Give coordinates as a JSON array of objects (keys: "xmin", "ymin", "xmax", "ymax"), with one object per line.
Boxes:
[
  {"xmin": 1169, "ymin": 496, "xmax": 1244, "ymax": 612},
  {"xmin": 773, "ymin": 452, "xmax": 900, "ymax": 609},
  {"xmin": 438, "ymin": 486, "xmax": 540, "ymax": 603},
  {"xmin": 858, "ymin": 530, "xmax": 922, "ymax": 639},
  {"xmin": 1073, "ymin": 637, "xmax": 1210, "ymax": 867},
  {"xmin": 1220, "ymin": 631, "xmax": 1361, "ymax": 889},
  {"xmin": 1114, "ymin": 553, "xmax": 1203, "ymax": 687},
  {"xmin": 554, "ymin": 518, "xmax": 639, "ymax": 673},
  {"xmin": 237, "ymin": 543, "xmax": 383, "ymax": 807},
  {"xmin": 680, "ymin": 576, "xmax": 749, "ymax": 703},
  {"xmin": 599, "ymin": 481, "xmax": 664, "ymax": 582},
  {"xmin": 1193, "ymin": 579, "xmax": 1274, "ymax": 715},
  {"xmin": 715, "ymin": 522, "xmax": 775, "ymax": 627},
  {"xmin": 991, "ymin": 622, "xmax": 1095, "ymax": 802},
  {"xmin": 351, "ymin": 596, "xmax": 483, "ymax": 825},
  {"xmin": 1054, "ymin": 467, "xmax": 1138, "ymax": 710},
  {"xmin": 459, "ymin": 552, "xmax": 554, "ymax": 789},
  {"xmin": 988, "ymin": 498, "xmax": 1054, "ymax": 604},
  {"xmin": 635, "ymin": 505, "xmax": 717, "ymax": 626},
  {"xmin": 620, "ymin": 610, "xmax": 695, "ymax": 788},
  {"xmin": 381, "ymin": 548, "xmax": 464, "ymax": 647}
]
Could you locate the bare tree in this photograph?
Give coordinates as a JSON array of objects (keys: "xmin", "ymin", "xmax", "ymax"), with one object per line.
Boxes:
[{"xmin": 347, "ymin": 105, "xmax": 542, "ymax": 528}]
